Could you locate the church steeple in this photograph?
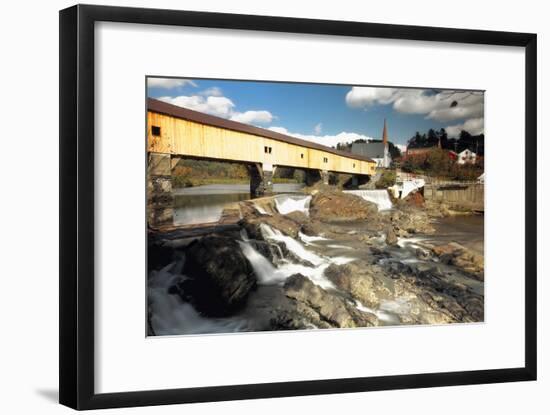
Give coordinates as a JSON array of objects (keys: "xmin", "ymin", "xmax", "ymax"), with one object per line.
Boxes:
[
  {"xmin": 380, "ymin": 119, "xmax": 391, "ymax": 168},
  {"xmin": 382, "ymin": 118, "xmax": 388, "ymax": 147}
]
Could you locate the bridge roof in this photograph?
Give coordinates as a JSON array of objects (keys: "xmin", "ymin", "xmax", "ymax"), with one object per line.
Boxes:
[{"xmin": 147, "ymin": 98, "xmax": 375, "ymax": 164}]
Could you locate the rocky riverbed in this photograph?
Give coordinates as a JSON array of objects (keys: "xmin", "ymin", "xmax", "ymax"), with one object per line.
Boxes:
[{"xmin": 147, "ymin": 186, "xmax": 484, "ymax": 336}]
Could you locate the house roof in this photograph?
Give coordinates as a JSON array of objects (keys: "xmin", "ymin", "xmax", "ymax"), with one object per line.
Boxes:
[
  {"xmin": 147, "ymin": 98, "xmax": 374, "ymax": 163},
  {"xmin": 351, "ymin": 142, "xmax": 388, "ymax": 159}
]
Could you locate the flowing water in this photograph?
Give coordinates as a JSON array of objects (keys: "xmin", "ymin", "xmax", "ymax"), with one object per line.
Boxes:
[
  {"xmin": 344, "ymin": 189, "xmax": 393, "ymax": 211},
  {"xmin": 150, "ymin": 186, "xmax": 484, "ymax": 336}
]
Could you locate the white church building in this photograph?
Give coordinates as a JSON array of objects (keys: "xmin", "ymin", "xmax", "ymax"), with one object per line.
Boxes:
[{"xmin": 350, "ymin": 119, "xmax": 392, "ymax": 168}]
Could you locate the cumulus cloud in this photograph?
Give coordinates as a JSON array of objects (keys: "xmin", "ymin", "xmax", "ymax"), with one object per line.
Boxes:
[
  {"xmin": 445, "ymin": 117, "xmax": 484, "ymax": 138},
  {"xmin": 230, "ymin": 110, "xmax": 274, "ymax": 124},
  {"xmin": 158, "ymin": 93, "xmax": 275, "ymax": 125},
  {"xmin": 346, "ymin": 86, "xmax": 484, "ymax": 136},
  {"xmin": 159, "ymin": 95, "xmax": 235, "ymax": 118},
  {"xmin": 345, "ymin": 87, "xmax": 397, "ymax": 108},
  {"xmin": 268, "ymin": 126, "xmax": 374, "ymax": 148},
  {"xmin": 148, "ymin": 78, "xmax": 197, "ymax": 89}
]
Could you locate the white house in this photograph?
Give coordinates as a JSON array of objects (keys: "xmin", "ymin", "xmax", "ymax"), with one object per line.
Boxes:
[{"xmin": 457, "ymin": 149, "xmax": 477, "ymax": 165}]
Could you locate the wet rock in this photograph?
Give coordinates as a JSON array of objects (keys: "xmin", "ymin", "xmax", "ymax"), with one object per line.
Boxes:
[
  {"xmin": 179, "ymin": 234, "xmax": 256, "ymax": 317},
  {"xmin": 415, "ymin": 247, "xmax": 431, "ymax": 260},
  {"xmin": 281, "ymin": 274, "xmax": 378, "ymax": 329},
  {"xmin": 300, "ymin": 219, "xmax": 327, "ymax": 236},
  {"xmin": 309, "ymin": 189, "xmax": 378, "ymax": 222},
  {"xmin": 147, "ymin": 241, "xmax": 176, "ymax": 271},
  {"xmin": 391, "ymin": 208, "xmax": 435, "ymax": 234},
  {"xmin": 385, "ymin": 226, "xmax": 398, "ymax": 246},
  {"xmin": 240, "ymin": 213, "xmax": 302, "ymax": 239},
  {"xmin": 284, "ymin": 210, "xmax": 309, "ymax": 225},
  {"xmin": 324, "ymin": 263, "xmax": 389, "ymax": 309},
  {"xmin": 431, "ymin": 243, "xmax": 484, "ymax": 280},
  {"xmin": 403, "ymin": 191, "xmax": 425, "ymax": 207}
]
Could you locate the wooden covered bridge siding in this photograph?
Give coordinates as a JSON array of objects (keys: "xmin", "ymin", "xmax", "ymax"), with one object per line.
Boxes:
[{"xmin": 147, "ymin": 98, "xmax": 376, "ymax": 227}]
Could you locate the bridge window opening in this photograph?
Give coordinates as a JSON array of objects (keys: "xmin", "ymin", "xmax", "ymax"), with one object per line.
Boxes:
[
  {"xmin": 264, "ymin": 146, "xmax": 272, "ymax": 154},
  {"xmin": 353, "ymin": 163, "xmax": 356, "ymax": 168},
  {"xmin": 301, "ymin": 153, "xmax": 304, "ymax": 159},
  {"xmin": 151, "ymin": 125, "xmax": 161, "ymax": 136},
  {"xmin": 323, "ymin": 157, "xmax": 328, "ymax": 163}
]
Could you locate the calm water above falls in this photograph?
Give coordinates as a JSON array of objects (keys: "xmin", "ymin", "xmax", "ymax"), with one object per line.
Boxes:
[{"xmin": 173, "ymin": 183, "xmax": 304, "ymax": 225}]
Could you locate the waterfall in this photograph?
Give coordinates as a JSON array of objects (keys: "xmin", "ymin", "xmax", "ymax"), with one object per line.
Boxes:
[
  {"xmin": 239, "ymin": 223, "xmax": 353, "ymax": 289},
  {"xmin": 274, "ymin": 195, "xmax": 311, "ymax": 215},
  {"xmin": 344, "ymin": 189, "xmax": 393, "ymax": 211},
  {"xmin": 148, "ymin": 260, "xmax": 249, "ymax": 335},
  {"xmin": 259, "ymin": 223, "xmax": 324, "ymax": 266}
]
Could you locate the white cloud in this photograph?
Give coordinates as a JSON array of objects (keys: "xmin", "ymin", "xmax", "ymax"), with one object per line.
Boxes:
[
  {"xmin": 159, "ymin": 95, "xmax": 235, "ymax": 118},
  {"xmin": 425, "ymin": 93, "xmax": 484, "ymax": 122},
  {"xmin": 314, "ymin": 123, "xmax": 323, "ymax": 135},
  {"xmin": 445, "ymin": 117, "xmax": 484, "ymax": 138},
  {"xmin": 158, "ymin": 94, "xmax": 274, "ymax": 125},
  {"xmin": 148, "ymin": 78, "xmax": 197, "ymax": 89},
  {"xmin": 230, "ymin": 110, "xmax": 274, "ymax": 124},
  {"xmin": 346, "ymin": 86, "xmax": 484, "ymax": 138},
  {"xmin": 345, "ymin": 87, "xmax": 398, "ymax": 108},
  {"xmin": 199, "ymin": 86, "xmax": 223, "ymax": 97},
  {"xmin": 268, "ymin": 126, "xmax": 374, "ymax": 148}
]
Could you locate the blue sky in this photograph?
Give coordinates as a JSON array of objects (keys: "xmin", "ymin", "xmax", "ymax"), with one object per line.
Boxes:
[{"xmin": 147, "ymin": 77, "xmax": 484, "ymax": 149}]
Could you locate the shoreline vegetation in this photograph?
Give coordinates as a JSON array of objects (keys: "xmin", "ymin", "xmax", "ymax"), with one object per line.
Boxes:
[
  {"xmin": 172, "ymin": 159, "xmax": 302, "ymax": 188},
  {"xmin": 148, "ymin": 178, "xmax": 484, "ymax": 336}
]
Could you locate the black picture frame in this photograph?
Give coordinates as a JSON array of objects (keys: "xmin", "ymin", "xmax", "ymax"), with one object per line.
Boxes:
[{"xmin": 59, "ymin": 4, "xmax": 537, "ymax": 410}]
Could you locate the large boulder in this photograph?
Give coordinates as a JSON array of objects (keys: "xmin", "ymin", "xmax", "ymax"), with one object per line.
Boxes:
[
  {"xmin": 240, "ymin": 213, "xmax": 302, "ymax": 239},
  {"xmin": 385, "ymin": 226, "xmax": 399, "ymax": 246},
  {"xmin": 281, "ymin": 274, "xmax": 378, "ymax": 329},
  {"xmin": 180, "ymin": 234, "xmax": 256, "ymax": 316},
  {"xmin": 324, "ymin": 263, "xmax": 392, "ymax": 309},
  {"xmin": 309, "ymin": 190, "xmax": 378, "ymax": 222},
  {"xmin": 431, "ymin": 243, "xmax": 484, "ymax": 280},
  {"xmin": 147, "ymin": 240, "xmax": 176, "ymax": 271},
  {"xmin": 391, "ymin": 208, "xmax": 435, "ymax": 234}
]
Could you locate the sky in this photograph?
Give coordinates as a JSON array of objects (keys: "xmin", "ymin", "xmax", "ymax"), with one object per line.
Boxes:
[{"xmin": 147, "ymin": 77, "xmax": 484, "ymax": 150}]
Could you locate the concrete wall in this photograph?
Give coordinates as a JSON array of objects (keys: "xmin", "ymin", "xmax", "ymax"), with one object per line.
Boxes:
[{"xmin": 424, "ymin": 183, "xmax": 484, "ymax": 211}]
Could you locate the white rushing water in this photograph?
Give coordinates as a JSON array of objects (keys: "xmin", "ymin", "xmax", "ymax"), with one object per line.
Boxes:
[
  {"xmin": 274, "ymin": 195, "xmax": 311, "ymax": 215},
  {"xmin": 299, "ymin": 232, "xmax": 328, "ymax": 245},
  {"xmin": 354, "ymin": 299, "xmax": 401, "ymax": 325},
  {"xmin": 238, "ymin": 223, "xmax": 353, "ymax": 289},
  {"xmin": 148, "ymin": 261, "xmax": 249, "ymax": 335},
  {"xmin": 344, "ymin": 189, "xmax": 393, "ymax": 211},
  {"xmin": 260, "ymin": 224, "xmax": 324, "ymax": 266}
]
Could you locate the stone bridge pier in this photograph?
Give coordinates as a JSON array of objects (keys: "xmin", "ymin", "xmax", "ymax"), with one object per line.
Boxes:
[
  {"xmin": 248, "ymin": 163, "xmax": 275, "ymax": 197},
  {"xmin": 147, "ymin": 152, "xmax": 175, "ymax": 228},
  {"xmin": 304, "ymin": 169, "xmax": 330, "ymax": 186}
]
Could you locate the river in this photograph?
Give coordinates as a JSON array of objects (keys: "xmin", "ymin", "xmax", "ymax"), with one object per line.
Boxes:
[
  {"xmin": 173, "ymin": 183, "xmax": 304, "ymax": 225},
  {"xmin": 150, "ymin": 186, "xmax": 484, "ymax": 335}
]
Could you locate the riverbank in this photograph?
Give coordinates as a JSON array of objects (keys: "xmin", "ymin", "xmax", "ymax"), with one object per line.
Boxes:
[{"xmin": 148, "ymin": 186, "xmax": 484, "ymax": 336}]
